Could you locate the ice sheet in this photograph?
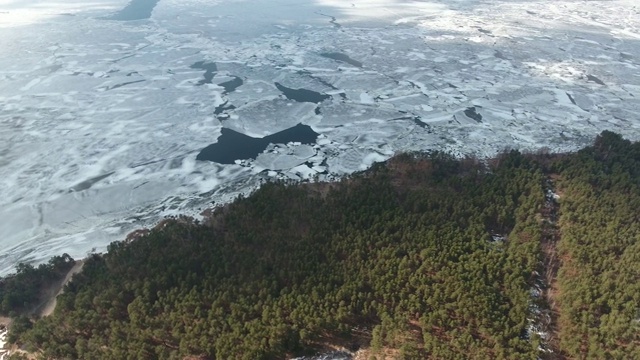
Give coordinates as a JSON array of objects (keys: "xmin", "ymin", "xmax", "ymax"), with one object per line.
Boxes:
[{"xmin": 1, "ymin": 0, "xmax": 639, "ymax": 275}]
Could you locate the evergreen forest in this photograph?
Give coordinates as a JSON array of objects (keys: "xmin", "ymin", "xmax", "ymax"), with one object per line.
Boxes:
[{"xmin": 1, "ymin": 131, "xmax": 639, "ymax": 359}]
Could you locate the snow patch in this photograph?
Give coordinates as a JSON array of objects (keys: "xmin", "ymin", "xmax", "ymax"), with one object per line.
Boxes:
[{"xmin": 0, "ymin": 327, "xmax": 8, "ymax": 360}]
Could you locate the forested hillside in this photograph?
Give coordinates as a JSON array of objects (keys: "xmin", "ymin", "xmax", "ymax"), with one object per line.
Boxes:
[
  {"xmin": 0, "ymin": 254, "xmax": 75, "ymax": 316},
  {"xmin": 552, "ymin": 132, "xmax": 640, "ymax": 358},
  {"xmin": 2, "ymin": 131, "xmax": 639, "ymax": 359}
]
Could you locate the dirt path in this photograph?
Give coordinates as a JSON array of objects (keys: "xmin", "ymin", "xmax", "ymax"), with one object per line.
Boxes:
[
  {"xmin": 539, "ymin": 176, "xmax": 564, "ymax": 359},
  {"xmin": 36, "ymin": 260, "xmax": 85, "ymax": 318}
]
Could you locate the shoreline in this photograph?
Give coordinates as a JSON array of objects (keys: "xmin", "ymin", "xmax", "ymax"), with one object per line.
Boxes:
[
  {"xmin": 3, "ymin": 0, "xmax": 639, "ymax": 278},
  {"xmin": 1, "ymin": 134, "xmax": 638, "ymax": 358}
]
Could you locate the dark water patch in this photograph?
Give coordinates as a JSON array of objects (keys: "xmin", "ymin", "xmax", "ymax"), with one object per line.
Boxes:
[
  {"xmin": 392, "ymin": 115, "xmax": 412, "ymax": 121},
  {"xmin": 197, "ymin": 124, "xmax": 319, "ymax": 164},
  {"xmin": 70, "ymin": 172, "xmax": 114, "ymax": 192},
  {"xmin": 586, "ymin": 74, "xmax": 605, "ymax": 85},
  {"xmin": 111, "ymin": 53, "xmax": 137, "ymax": 63},
  {"xmin": 328, "ymin": 16, "xmax": 341, "ymax": 28},
  {"xmin": 303, "ymin": 161, "xmax": 326, "ymax": 172},
  {"xmin": 275, "ymin": 82, "xmax": 330, "ymax": 103},
  {"xmin": 315, "ymin": 77, "xmax": 338, "ymax": 90},
  {"xmin": 314, "ymin": 11, "xmax": 341, "ymax": 28},
  {"xmin": 315, "ymin": 107, "xmax": 321, "ymax": 115},
  {"xmin": 320, "ymin": 52, "xmax": 363, "ymax": 68},
  {"xmin": 190, "ymin": 61, "xmax": 218, "ymax": 85},
  {"xmin": 168, "ymin": 157, "xmax": 185, "ymax": 170},
  {"xmin": 218, "ymin": 76, "xmax": 243, "ymax": 93},
  {"xmin": 620, "ymin": 52, "xmax": 633, "ymax": 61},
  {"xmin": 414, "ymin": 117, "xmax": 428, "ymax": 127},
  {"xmin": 105, "ymin": 0, "xmax": 160, "ymax": 21},
  {"xmin": 131, "ymin": 159, "xmax": 166, "ymax": 169},
  {"xmin": 612, "ymin": 115, "xmax": 628, "ymax": 123},
  {"xmin": 464, "ymin": 107, "xmax": 483, "ymax": 122},
  {"xmin": 494, "ymin": 50, "xmax": 507, "ymax": 60},
  {"xmin": 566, "ymin": 92, "xmax": 577, "ymax": 105},
  {"xmin": 214, "ymin": 101, "xmax": 236, "ymax": 116},
  {"xmin": 47, "ymin": 64, "xmax": 63, "ymax": 73},
  {"xmin": 72, "ymin": 71, "xmax": 94, "ymax": 77},
  {"xmin": 132, "ymin": 181, "xmax": 150, "ymax": 190},
  {"xmin": 311, "ymin": 75, "xmax": 339, "ymax": 90},
  {"xmin": 407, "ymin": 80, "xmax": 423, "ymax": 91},
  {"xmin": 413, "ymin": 116, "xmax": 432, "ymax": 131},
  {"xmin": 391, "ymin": 115, "xmax": 432, "ymax": 132},
  {"xmin": 105, "ymin": 80, "xmax": 145, "ymax": 91},
  {"xmin": 294, "ymin": 69, "xmax": 339, "ymax": 92}
]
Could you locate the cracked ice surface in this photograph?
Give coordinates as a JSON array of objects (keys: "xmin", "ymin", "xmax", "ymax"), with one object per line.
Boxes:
[{"xmin": 1, "ymin": 0, "xmax": 640, "ymax": 275}]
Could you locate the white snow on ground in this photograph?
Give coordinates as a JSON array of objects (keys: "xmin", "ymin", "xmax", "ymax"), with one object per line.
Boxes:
[
  {"xmin": 0, "ymin": 0, "xmax": 123, "ymax": 27},
  {"xmin": 0, "ymin": 327, "xmax": 7, "ymax": 360},
  {"xmin": 1, "ymin": 0, "xmax": 640, "ymax": 275}
]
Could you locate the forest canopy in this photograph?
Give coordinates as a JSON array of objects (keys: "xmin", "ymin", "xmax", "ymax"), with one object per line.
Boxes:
[
  {"xmin": 0, "ymin": 254, "xmax": 75, "ymax": 316},
  {"xmin": 2, "ymin": 131, "xmax": 639, "ymax": 359}
]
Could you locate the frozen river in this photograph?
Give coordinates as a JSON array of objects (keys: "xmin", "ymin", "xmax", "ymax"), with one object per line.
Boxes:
[{"xmin": 0, "ymin": 0, "xmax": 639, "ymax": 275}]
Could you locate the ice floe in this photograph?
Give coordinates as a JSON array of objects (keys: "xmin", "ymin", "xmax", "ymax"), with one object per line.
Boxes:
[{"xmin": 1, "ymin": 0, "xmax": 640, "ymax": 275}]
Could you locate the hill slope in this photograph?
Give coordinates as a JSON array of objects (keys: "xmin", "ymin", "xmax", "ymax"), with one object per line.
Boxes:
[{"xmin": 3, "ymin": 131, "xmax": 639, "ymax": 359}]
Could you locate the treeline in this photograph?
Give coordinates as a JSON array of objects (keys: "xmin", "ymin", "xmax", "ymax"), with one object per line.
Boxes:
[
  {"xmin": 3, "ymin": 131, "xmax": 639, "ymax": 359},
  {"xmin": 0, "ymin": 254, "xmax": 75, "ymax": 316}
]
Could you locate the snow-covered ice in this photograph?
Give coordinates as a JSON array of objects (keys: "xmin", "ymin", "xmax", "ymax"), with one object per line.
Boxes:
[
  {"xmin": 0, "ymin": 327, "xmax": 7, "ymax": 360},
  {"xmin": 1, "ymin": 0, "xmax": 640, "ymax": 275}
]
